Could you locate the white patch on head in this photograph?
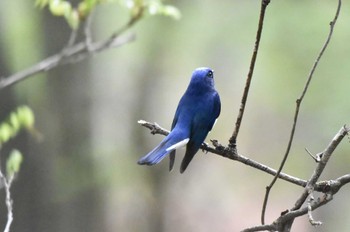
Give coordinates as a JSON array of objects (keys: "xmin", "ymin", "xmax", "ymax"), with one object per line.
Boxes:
[{"xmin": 166, "ymin": 138, "xmax": 190, "ymax": 152}]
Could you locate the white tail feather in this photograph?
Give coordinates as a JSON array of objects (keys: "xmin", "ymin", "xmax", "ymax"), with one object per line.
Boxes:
[{"xmin": 166, "ymin": 138, "xmax": 189, "ymax": 152}]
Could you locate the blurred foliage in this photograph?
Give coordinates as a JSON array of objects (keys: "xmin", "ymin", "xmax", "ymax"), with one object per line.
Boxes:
[
  {"xmin": 6, "ymin": 149, "xmax": 23, "ymax": 178},
  {"xmin": 0, "ymin": 106, "xmax": 34, "ymax": 179},
  {"xmin": 35, "ymin": 0, "xmax": 180, "ymax": 29},
  {"xmin": 119, "ymin": 0, "xmax": 181, "ymax": 19},
  {"xmin": 0, "ymin": 106, "xmax": 34, "ymax": 145}
]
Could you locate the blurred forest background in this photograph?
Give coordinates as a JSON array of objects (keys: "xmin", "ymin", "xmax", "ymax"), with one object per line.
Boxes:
[{"xmin": 1, "ymin": 0, "xmax": 350, "ymax": 231}]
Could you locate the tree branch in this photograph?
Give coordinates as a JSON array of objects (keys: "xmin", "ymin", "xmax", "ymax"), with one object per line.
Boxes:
[
  {"xmin": 292, "ymin": 126, "xmax": 348, "ymax": 208},
  {"xmin": 260, "ymin": 0, "xmax": 342, "ymax": 226},
  {"xmin": 241, "ymin": 224, "xmax": 276, "ymax": 232},
  {"xmin": 0, "ymin": 11, "xmax": 142, "ymax": 90},
  {"xmin": 138, "ymin": 120, "xmax": 302, "ymax": 184},
  {"xmin": 243, "ymin": 193, "xmax": 333, "ymax": 232},
  {"xmin": 244, "ymin": 126, "xmax": 349, "ymax": 232},
  {"xmin": 138, "ymin": 120, "xmax": 348, "ymax": 191},
  {"xmin": 229, "ymin": 0, "xmax": 270, "ymax": 148},
  {"xmin": 0, "ymin": 170, "xmax": 14, "ymax": 232},
  {"xmin": 139, "ymin": 120, "xmax": 350, "ymax": 231}
]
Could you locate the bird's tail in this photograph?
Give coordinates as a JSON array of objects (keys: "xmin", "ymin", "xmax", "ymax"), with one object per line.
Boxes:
[{"xmin": 138, "ymin": 129, "xmax": 189, "ymax": 166}]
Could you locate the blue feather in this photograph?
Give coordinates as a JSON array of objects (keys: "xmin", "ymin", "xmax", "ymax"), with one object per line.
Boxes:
[
  {"xmin": 138, "ymin": 67, "xmax": 221, "ymax": 173},
  {"xmin": 137, "ymin": 126, "xmax": 190, "ymax": 165}
]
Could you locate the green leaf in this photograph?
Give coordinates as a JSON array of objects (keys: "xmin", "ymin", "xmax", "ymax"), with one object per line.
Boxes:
[
  {"xmin": 160, "ymin": 5, "xmax": 181, "ymax": 20},
  {"xmin": 84, "ymin": 0, "xmax": 98, "ymax": 7},
  {"xmin": 49, "ymin": 0, "xmax": 72, "ymax": 16},
  {"xmin": 78, "ymin": 0, "xmax": 98, "ymax": 18},
  {"xmin": 9, "ymin": 112, "xmax": 20, "ymax": 131},
  {"xmin": 118, "ymin": 0, "xmax": 144, "ymax": 17},
  {"xmin": 0, "ymin": 123, "xmax": 13, "ymax": 144},
  {"xmin": 6, "ymin": 150, "xmax": 23, "ymax": 177},
  {"xmin": 17, "ymin": 106, "xmax": 35, "ymax": 129},
  {"xmin": 147, "ymin": 2, "xmax": 180, "ymax": 20},
  {"xmin": 35, "ymin": 0, "xmax": 49, "ymax": 8},
  {"xmin": 78, "ymin": 2, "xmax": 90, "ymax": 18},
  {"xmin": 123, "ymin": 0, "xmax": 144, "ymax": 9},
  {"xmin": 147, "ymin": 2, "xmax": 160, "ymax": 15},
  {"xmin": 77, "ymin": 0, "xmax": 110, "ymax": 19},
  {"xmin": 0, "ymin": 105, "xmax": 36, "ymax": 145},
  {"xmin": 65, "ymin": 9, "xmax": 80, "ymax": 30}
]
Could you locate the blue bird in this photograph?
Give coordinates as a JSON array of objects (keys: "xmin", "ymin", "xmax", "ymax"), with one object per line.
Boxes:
[{"xmin": 138, "ymin": 67, "xmax": 221, "ymax": 173}]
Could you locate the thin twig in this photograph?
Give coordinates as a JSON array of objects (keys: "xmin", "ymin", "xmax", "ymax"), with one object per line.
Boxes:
[
  {"xmin": 0, "ymin": 171, "xmax": 14, "ymax": 232},
  {"xmin": 0, "ymin": 12, "xmax": 141, "ymax": 90},
  {"xmin": 275, "ymin": 193, "xmax": 333, "ymax": 231},
  {"xmin": 242, "ymin": 125, "xmax": 348, "ymax": 231},
  {"xmin": 305, "ymin": 148, "xmax": 322, "ymax": 162},
  {"xmin": 244, "ymin": 192, "xmax": 333, "ymax": 232},
  {"xmin": 307, "ymin": 193, "xmax": 323, "ymax": 226},
  {"xmin": 62, "ymin": 28, "xmax": 78, "ymax": 55},
  {"xmin": 260, "ymin": 0, "xmax": 342, "ymax": 226},
  {"xmin": 293, "ymin": 126, "xmax": 348, "ymax": 210},
  {"xmin": 84, "ymin": 9, "xmax": 94, "ymax": 51},
  {"xmin": 241, "ymin": 224, "xmax": 276, "ymax": 232},
  {"xmin": 279, "ymin": 126, "xmax": 348, "ymax": 231},
  {"xmin": 229, "ymin": 0, "xmax": 270, "ymax": 148},
  {"xmin": 0, "ymin": 33, "xmax": 134, "ymax": 89}
]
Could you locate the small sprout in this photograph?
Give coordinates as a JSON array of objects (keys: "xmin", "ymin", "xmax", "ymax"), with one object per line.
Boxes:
[
  {"xmin": 35, "ymin": 0, "xmax": 49, "ymax": 8},
  {"xmin": 0, "ymin": 105, "xmax": 36, "ymax": 145},
  {"xmin": 49, "ymin": 0, "xmax": 72, "ymax": 16},
  {"xmin": 305, "ymin": 148, "xmax": 322, "ymax": 163},
  {"xmin": 78, "ymin": 0, "xmax": 101, "ymax": 19},
  {"xmin": 160, "ymin": 5, "xmax": 181, "ymax": 20},
  {"xmin": 6, "ymin": 150, "xmax": 23, "ymax": 178},
  {"xmin": 66, "ymin": 9, "xmax": 80, "ymax": 30},
  {"xmin": 0, "ymin": 123, "xmax": 13, "ymax": 144},
  {"xmin": 78, "ymin": 2, "xmax": 90, "ymax": 19},
  {"xmin": 147, "ymin": 2, "xmax": 181, "ymax": 20},
  {"xmin": 125, "ymin": 0, "xmax": 135, "ymax": 9},
  {"xmin": 148, "ymin": 2, "xmax": 160, "ymax": 15},
  {"xmin": 9, "ymin": 112, "xmax": 20, "ymax": 131},
  {"xmin": 17, "ymin": 106, "xmax": 35, "ymax": 129}
]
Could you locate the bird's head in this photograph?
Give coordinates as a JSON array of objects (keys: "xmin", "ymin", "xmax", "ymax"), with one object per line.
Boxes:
[{"xmin": 189, "ymin": 67, "xmax": 215, "ymax": 91}]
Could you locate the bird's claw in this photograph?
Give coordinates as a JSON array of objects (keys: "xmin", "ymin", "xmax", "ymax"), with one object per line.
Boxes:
[
  {"xmin": 201, "ymin": 142, "xmax": 209, "ymax": 153},
  {"xmin": 210, "ymin": 139, "xmax": 226, "ymax": 152}
]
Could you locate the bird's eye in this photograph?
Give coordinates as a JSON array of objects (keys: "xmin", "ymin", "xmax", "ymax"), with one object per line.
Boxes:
[{"xmin": 207, "ymin": 70, "xmax": 213, "ymax": 78}]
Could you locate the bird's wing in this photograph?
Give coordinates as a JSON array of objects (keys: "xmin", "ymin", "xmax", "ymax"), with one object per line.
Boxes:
[
  {"xmin": 168, "ymin": 100, "xmax": 182, "ymax": 171},
  {"xmin": 180, "ymin": 92, "xmax": 221, "ymax": 173},
  {"xmin": 180, "ymin": 125, "xmax": 208, "ymax": 173},
  {"xmin": 208, "ymin": 92, "xmax": 221, "ymax": 131},
  {"xmin": 138, "ymin": 130, "xmax": 189, "ymax": 166}
]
